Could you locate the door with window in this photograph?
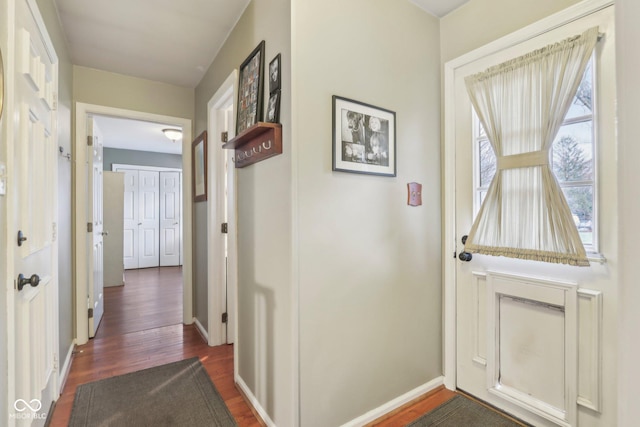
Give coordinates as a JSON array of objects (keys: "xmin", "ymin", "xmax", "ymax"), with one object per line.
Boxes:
[{"xmin": 453, "ymin": 6, "xmax": 616, "ymax": 427}]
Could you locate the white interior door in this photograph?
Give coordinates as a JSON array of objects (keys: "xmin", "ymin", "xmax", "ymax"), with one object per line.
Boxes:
[
  {"xmin": 453, "ymin": 7, "xmax": 616, "ymax": 427},
  {"xmin": 121, "ymin": 169, "xmax": 139, "ymax": 269},
  {"xmin": 160, "ymin": 171, "xmax": 181, "ymax": 266},
  {"xmin": 88, "ymin": 118, "xmax": 104, "ymax": 338},
  {"xmin": 138, "ymin": 170, "xmax": 160, "ymax": 268},
  {"xmin": 10, "ymin": 0, "xmax": 59, "ymax": 421}
]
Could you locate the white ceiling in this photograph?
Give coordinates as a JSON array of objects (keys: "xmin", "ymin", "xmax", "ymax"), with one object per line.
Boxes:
[
  {"xmin": 409, "ymin": 0, "xmax": 470, "ymax": 17},
  {"xmin": 94, "ymin": 116, "xmax": 183, "ymax": 155},
  {"xmin": 54, "ymin": 0, "xmax": 468, "ymax": 154}
]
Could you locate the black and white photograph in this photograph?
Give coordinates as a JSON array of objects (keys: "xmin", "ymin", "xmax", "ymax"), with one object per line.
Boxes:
[
  {"xmin": 236, "ymin": 41, "xmax": 265, "ymax": 134},
  {"xmin": 332, "ymin": 96, "xmax": 396, "ymax": 176},
  {"xmin": 269, "ymin": 53, "xmax": 281, "ymax": 93},
  {"xmin": 266, "ymin": 90, "xmax": 280, "ymax": 123}
]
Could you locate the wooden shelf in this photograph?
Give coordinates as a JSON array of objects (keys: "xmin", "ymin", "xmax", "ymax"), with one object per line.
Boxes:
[{"xmin": 222, "ymin": 122, "xmax": 282, "ymax": 168}]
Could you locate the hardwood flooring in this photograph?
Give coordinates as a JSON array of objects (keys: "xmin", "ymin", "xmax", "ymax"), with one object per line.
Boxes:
[
  {"xmin": 49, "ymin": 266, "xmax": 463, "ymax": 426},
  {"xmin": 49, "ymin": 267, "xmax": 262, "ymax": 426}
]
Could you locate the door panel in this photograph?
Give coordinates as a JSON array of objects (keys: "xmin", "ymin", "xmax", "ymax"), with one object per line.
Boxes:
[
  {"xmin": 11, "ymin": 0, "xmax": 59, "ymax": 421},
  {"xmin": 160, "ymin": 171, "xmax": 181, "ymax": 266},
  {"xmin": 138, "ymin": 170, "xmax": 160, "ymax": 268},
  {"xmin": 120, "ymin": 169, "xmax": 139, "ymax": 269},
  {"xmin": 453, "ymin": 7, "xmax": 616, "ymax": 427}
]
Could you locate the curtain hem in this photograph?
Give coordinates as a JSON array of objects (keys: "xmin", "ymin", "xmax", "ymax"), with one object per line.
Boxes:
[{"xmin": 465, "ymin": 243, "xmax": 590, "ymax": 267}]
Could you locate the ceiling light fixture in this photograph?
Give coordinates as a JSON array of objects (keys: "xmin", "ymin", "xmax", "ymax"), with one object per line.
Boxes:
[{"xmin": 162, "ymin": 128, "xmax": 182, "ymax": 143}]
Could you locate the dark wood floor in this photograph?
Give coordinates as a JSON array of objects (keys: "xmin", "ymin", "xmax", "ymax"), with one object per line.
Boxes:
[
  {"xmin": 49, "ymin": 267, "xmax": 263, "ymax": 426},
  {"xmin": 49, "ymin": 266, "xmax": 471, "ymax": 426}
]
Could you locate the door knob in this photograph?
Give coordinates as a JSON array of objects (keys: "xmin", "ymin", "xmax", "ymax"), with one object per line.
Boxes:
[
  {"xmin": 17, "ymin": 273, "xmax": 40, "ymax": 291},
  {"xmin": 459, "ymin": 235, "xmax": 473, "ymax": 262},
  {"xmin": 101, "ymin": 231, "xmax": 109, "ymax": 236},
  {"xmin": 173, "ymin": 222, "xmax": 179, "ymax": 225},
  {"xmin": 17, "ymin": 230, "xmax": 27, "ymax": 247},
  {"xmin": 138, "ymin": 223, "xmax": 142, "ymax": 226}
]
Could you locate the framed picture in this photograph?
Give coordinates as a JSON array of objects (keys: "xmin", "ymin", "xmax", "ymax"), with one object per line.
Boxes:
[
  {"xmin": 236, "ymin": 40, "xmax": 265, "ymax": 135},
  {"xmin": 332, "ymin": 95, "xmax": 396, "ymax": 177},
  {"xmin": 265, "ymin": 90, "xmax": 280, "ymax": 123},
  {"xmin": 192, "ymin": 131, "xmax": 207, "ymax": 202},
  {"xmin": 268, "ymin": 53, "xmax": 281, "ymax": 93}
]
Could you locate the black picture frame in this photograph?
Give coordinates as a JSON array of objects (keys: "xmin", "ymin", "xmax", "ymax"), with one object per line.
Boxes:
[
  {"xmin": 332, "ymin": 95, "xmax": 396, "ymax": 177},
  {"xmin": 192, "ymin": 131, "xmax": 207, "ymax": 202},
  {"xmin": 268, "ymin": 53, "xmax": 281, "ymax": 94},
  {"xmin": 265, "ymin": 91, "xmax": 280, "ymax": 123},
  {"xmin": 236, "ymin": 40, "xmax": 265, "ymax": 134}
]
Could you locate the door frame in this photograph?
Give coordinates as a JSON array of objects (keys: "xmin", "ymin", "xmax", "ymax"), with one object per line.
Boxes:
[
  {"xmin": 206, "ymin": 70, "xmax": 238, "ymax": 347},
  {"xmin": 73, "ymin": 103, "xmax": 193, "ymax": 345},
  {"xmin": 442, "ymin": 0, "xmax": 613, "ymax": 390}
]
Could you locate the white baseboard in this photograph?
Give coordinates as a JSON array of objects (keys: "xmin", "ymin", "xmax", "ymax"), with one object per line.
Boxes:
[
  {"xmin": 236, "ymin": 374, "xmax": 276, "ymax": 427},
  {"xmin": 340, "ymin": 376, "xmax": 445, "ymax": 427},
  {"xmin": 58, "ymin": 341, "xmax": 76, "ymax": 395},
  {"xmin": 193, "ymin": 317, "xmax": 209, "ymax": 342}
]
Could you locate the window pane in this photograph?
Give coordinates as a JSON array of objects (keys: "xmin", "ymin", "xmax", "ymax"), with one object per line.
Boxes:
[
  {"xmin": 564, "ymin": 61, "xmax": 593, "ymax": 120},
  {"xmin": 479, "ymin": 138, "xmax": 496, "ymax": 187},
  {"xmin": 552, "ymin": 121, "xmax": 593, "ymax": 182},
  {"xmin": 562, "ymin": 185, "xmax": 594, "ymax": 245}
]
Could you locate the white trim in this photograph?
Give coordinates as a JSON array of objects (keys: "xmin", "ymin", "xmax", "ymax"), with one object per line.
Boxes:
[
  {"xmin": 73, "ymin": 103, "xmax": 193, "ymax": 345},
  {"xmin": 57, "ymin": 341, "xmax": 75, "ymax": 395},
  {"xmin": 442, "ymin": 0, "xmax": 614, "ymax": 393},
  {"xmin": 206, "ymin": 70, "xmax": 238, "ymax": 347},
  {"xmin": 236, "ymin": 375, "xmax": 276, "ymax": 427},
  {"xmin": 193, "ymin": 317, "xmax": 209, "ymax": 342},
  {"xmin": 577, "ymin": 288, "xmax": 603, "ymax": 412},
  {"xmin": 340, "ymin": 377, "xmax": 445, "ymax": 427},
  {"xmin": 112, "ymin": 164, "xmax": 181, "ymax": 173}
]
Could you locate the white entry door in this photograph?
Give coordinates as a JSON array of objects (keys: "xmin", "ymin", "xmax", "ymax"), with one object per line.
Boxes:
[
  {"xmin": 87, "ymin": 118, "xmax": 104, "ymax": 337},
  {"xmin": 138, "ymin": 170, "xmax": 160, "ymax": 268},
  {"xmin": 452, "ymin": 6, "xmax": 616, "ymax": 427},
  {"xmin": 160, "ymin": 171, "xmax": 181, "ymax": 266},
  {"xmin": 8, "ymin": 0, "xmax": 59, "ymax": 422}
]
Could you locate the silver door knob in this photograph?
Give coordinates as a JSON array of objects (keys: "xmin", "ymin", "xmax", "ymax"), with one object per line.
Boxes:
[{"xmin": 17, "ymin": 273, "xmax": 40, "ymax": 291}]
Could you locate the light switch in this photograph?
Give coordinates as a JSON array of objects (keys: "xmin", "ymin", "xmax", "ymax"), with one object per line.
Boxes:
[{"xmin": 407, "ymin": 182, "xmax": 422, "ymax": 207}]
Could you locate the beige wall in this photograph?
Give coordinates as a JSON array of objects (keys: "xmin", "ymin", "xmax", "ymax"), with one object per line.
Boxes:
[
  {"xmin": 440, "ymin": 0, "xmax": 582, "ymax": 62},
  {"xmin": 194, "ymin": 0, "xmax": 293, "ymax": 425},
  {"xmin": 293, "ymin": 1, "xmax": 442, "ymax": 425},
  {"xmin": 73, "ymin": 65, "xmax": 195, "ymax": 120}
]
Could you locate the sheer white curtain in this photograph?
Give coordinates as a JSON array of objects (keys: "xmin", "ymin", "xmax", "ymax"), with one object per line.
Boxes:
[{"xmin": 463, "ymin": 27, "xmax": 599, "ymax": 266}]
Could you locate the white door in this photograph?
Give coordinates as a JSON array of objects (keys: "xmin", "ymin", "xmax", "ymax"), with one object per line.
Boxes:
[
  {"xmin": 138, "ymin": 170, "xmax": 160, "ymax": 268},
  {"xmin": 87, "ymin": 118, "xmax": 104, "ymax": 337},
  {"xmin": 453, "ymin": 7, "xmax": 616, "ymax": 427},
  {"xmin": 9, "ymin": 0, "xmax": 59, "ymax": 422},
  {"xmin": 160, "ymin": 171, "xmax": 181, "ymax": 266},
  {"xmin": 121, "ymin": 169, "xmax": 139, "ymax": 269}
]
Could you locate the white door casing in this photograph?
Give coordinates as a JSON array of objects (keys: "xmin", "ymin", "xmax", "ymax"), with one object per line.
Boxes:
[
  {"xmin": 445, "ymin": 2, "xmax": 617, "ymax": 427},
  {"xmin": 6, "ymin": 0, "xmax": 60, "ymax": 423},
  {"xmin": 207, "ymin": 70, "xmax": 238, "ymax": 347},
  {"xmin": 87, "ymin": 117, "xmax": 104, "ymax": 338},
  {"xmin": 74, "ymin": 104, "xmax": 193, "ymax": 345},
  {"xmin": 160, "ymin": 171, "xmax": 181, "ymax": 266}
]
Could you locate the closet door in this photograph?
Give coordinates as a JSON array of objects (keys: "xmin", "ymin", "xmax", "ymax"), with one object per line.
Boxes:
[
  {"xmin": 138, "ymin": 170, "xmax": 160, "ymax": 268},
  {"xmin": 160, "ymin": 171, "xmax": 181, "ymax": 266},
  {"xmin": 122, "ymin": 169, "xmax": 139, "ymax": 269}
]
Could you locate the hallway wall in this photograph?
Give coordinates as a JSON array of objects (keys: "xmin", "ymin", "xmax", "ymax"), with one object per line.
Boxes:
[{"xmin": 293, "ymin": 1, "xmax": 442, "ymax": 425}]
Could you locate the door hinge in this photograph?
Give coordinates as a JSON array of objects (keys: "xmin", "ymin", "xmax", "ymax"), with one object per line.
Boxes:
[
  {"xmin": 222, "ymin": 312, "xmax": 228, "ymax": 323},
  {"xmin": 87, "ymin": 222, "xmax": 93, "ymax": 232},
  {"xmin": 88, "ymin": 308, "xmax": 94, "ymax": 319},
  {"xmin": 52, "ymin": 92, "xmax": 58, "ymax": 110},
  {"xmin": 87, "ymin": 135, "xmax": 93, "ymax": 146},
  {"xmin": 221, "ymin": 132, "xmax": 228, "ymax": 143},
  {"xmin": 221, "ymin": 223, "xmax": 228, "ymax": 234}
]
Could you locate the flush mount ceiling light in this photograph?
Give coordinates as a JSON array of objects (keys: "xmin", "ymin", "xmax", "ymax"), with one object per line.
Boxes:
[{"xmin": 162, "ymin": 128, "xmax": 182, "ymax": 143}]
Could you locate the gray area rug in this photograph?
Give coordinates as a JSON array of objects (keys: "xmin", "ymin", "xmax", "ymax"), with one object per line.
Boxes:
[
  {"xmin": 69, "ymin": 357, "xmax": 237, "ymax": 427},
  {"xmin": 408, "ymin": 395, "xmax": 526, "ymax": 427}
]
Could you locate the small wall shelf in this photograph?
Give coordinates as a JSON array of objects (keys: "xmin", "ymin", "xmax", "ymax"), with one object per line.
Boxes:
[{"xmin": 222, "ymin": 122, "xmax": 282, "ymax": 168}]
